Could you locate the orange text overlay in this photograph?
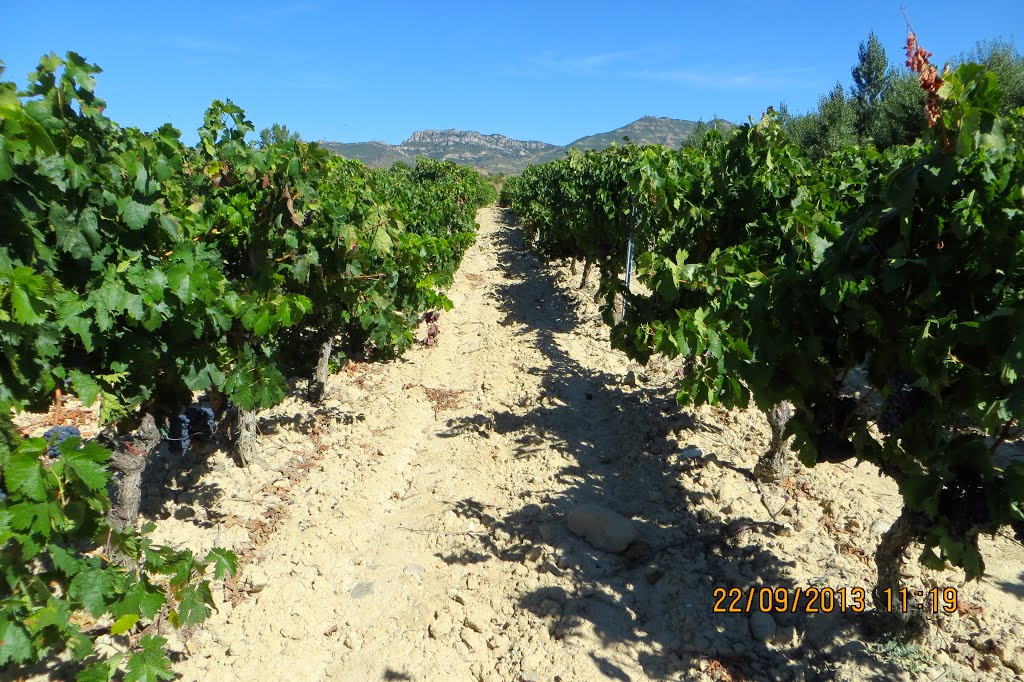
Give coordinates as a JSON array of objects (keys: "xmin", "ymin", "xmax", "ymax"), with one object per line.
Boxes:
[
  {"xmin": 713, "ymin": 586, "xmax": 960, "ymax": 614},
  {"xmin": 713, "ymin": 586, "xmax": 866, "ymax": 614}
]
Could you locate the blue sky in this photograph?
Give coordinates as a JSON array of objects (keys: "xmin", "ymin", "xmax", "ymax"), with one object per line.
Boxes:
[{"xmin": 3, "ymin": 1, "xmax": 1021, "ymax": 146}]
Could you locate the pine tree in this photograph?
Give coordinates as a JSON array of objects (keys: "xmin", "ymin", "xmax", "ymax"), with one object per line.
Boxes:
[{"xmin": 851, "ymin": 30, "xmax": 889, "ymax": 140}]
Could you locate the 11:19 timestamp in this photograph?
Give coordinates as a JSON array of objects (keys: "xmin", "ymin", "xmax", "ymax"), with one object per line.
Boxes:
[{"xmin": 880, "ymin": 587, "xmax": 958, "ymax": 614}]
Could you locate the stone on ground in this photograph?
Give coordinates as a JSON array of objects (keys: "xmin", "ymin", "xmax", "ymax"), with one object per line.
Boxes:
[{"xmin": 566, "ymin": 503, "xmax": 637, "ymax": 553}]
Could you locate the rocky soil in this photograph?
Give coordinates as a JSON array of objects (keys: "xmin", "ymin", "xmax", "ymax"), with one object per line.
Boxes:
[{"xmin": 27, "ymin": 207, "xmax": 1024, "ymax": 681}]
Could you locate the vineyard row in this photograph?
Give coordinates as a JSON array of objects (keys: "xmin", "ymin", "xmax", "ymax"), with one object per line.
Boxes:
[
  {"xmin": 500, "ymin": 37, "xmax": 1024, "ymax": 631},
  {"xmin": 0, "ymin": 52, "xmax": 495, "ymax": 679}
]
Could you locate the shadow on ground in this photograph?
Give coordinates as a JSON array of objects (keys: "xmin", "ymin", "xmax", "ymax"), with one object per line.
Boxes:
[
  {"xmin": 995, "ymin": 570, "xmax": 1024, "ymax": 600},
  {"xmin": 140, "ymin": 438, "xmax": 225, "ymax": 528},
  {"xmin": 139, "ymin": 402, "xmax": 361, "ymax": 528},
  {"xmin": 436, "ymin": 210, "xmax": 904, "ymax": 682}
]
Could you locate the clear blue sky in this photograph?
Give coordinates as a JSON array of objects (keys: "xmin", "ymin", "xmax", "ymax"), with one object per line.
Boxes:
[{"xmin": 3, "ymin": 1, "xmax": 1021, "ymax": 146}]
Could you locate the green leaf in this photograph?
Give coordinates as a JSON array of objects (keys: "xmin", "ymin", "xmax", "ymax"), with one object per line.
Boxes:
[
  {"xmin": 0, "ymin": 620, "xmax": 33, "ymax": 665},
  {"xmin": 7, "ymin": 502, "xmax": 55, "ymax": 553},
  {"xmin": 62, "ymin": 442, "xmax": 111, "ymax": 492},
  {"xmin": 806, "ymin": 232, "xmax": 830, "ymax": 264},
  {"xmin": 69, "ymin": 369, "xmax": 102, "ymax": 406},
  {"xmin": 77, "ymin": 660, "xmax": 117, "ymax": 682},
  {"xmin": 252, "ymin": 308, "xmax": 272, "ymax": 336},
  {"xmin": 124, "ymin": 636, "xmax": 174, "ymax": 682},
  {"xmin": 117, "ymin": 198, "xmax": 154, "ymax": 231},
  {"xmin": 51, "ymin": 205, "xmax": 97, "ymax": 259},
  {"xmin": 0, "ymin": 137, "xmax": 13, "ymax": 181},
  {"xmin": 50, "ymin": 543, "xmax": 84, "ymax": 575},
  {"xmin": 166, "ymin": 265, "xmax": 195, "ymax": 304},
  {"xmin": 27, "ymin": 601, "xmax": 71, "ymax": 633},
  {"xmin": 10, "ymin": 283, "xmax": 46, "ymax": 325},
  {"xmin": 157, "ymin": 214, "xmax": 182, "ymax": 241},
  {"xmin": 181, "ymin": 361, "xmax": 225, "ymax": 392},
  {"xmin": 5, "ymin": 441, "xmax": 48, "ymax": 501},
  {"xmin": 370, "ymin": 227, "xmax": 393, "ymax": 255},
  {"xmin": 111, "ymin": 613, "xmax": 140, "ymax": 635},
  {"xmin": 203, "ymin": 547, "xmax": 239, "ymax": 580},
  {"xmin": 113, "ymin": 580, "xmax": 166, "ymax": 620},
  {"xmin": 919, "ymin": 546, "xmax": 946, "ymax": 571},
  {"xmin": 171, "ymin": 582, "xmax": 214, "ymax": 628},
  {"xmin": 69, "ymin": 567, "xmax": 115, "ymax": 616}
]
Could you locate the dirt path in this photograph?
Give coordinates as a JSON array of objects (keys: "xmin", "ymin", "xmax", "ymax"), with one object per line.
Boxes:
[{"xmin": 144, "ymin": 208, "xmax": 1024, "ymax": 682}]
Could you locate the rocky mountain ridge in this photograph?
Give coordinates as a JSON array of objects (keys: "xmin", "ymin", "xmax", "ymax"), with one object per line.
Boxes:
[
  {"xmin": 319, "ymin": 116, "xmax": 734, "ymax": 174},
  {"xmin": 402, "ymin": 129, "xmax": 556, "ymax": 154}
]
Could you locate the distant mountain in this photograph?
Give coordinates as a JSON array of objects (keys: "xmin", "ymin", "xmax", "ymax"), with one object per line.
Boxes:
[
  {"xmin": 319, "ymin": 141, "xmax": 410, "ymax": 167},
  {"xmin": 565, "ymin": 115, "xmax": 729, "ymax": 151},
  {"xmin": 318, "ymin": 130, "xmax": 558, "ymax": 174},
  {"xmin": 317, "ymin": 116, "xmax": 735, "ymax": 174}
]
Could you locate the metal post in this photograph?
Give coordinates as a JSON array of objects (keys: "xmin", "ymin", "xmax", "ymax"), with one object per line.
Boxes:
[{"xmin": 623, "ymin": 200, "xmax": 636, "ymax": 320}]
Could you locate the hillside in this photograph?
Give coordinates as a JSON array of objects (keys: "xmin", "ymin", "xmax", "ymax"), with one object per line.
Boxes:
[
  {"xmin": 563, "ymin": 115, "xmax": 723, "ymax": 151},
  {"xmin": 319, "ymin": 116, "xmax": 734, "ymax": 174}
]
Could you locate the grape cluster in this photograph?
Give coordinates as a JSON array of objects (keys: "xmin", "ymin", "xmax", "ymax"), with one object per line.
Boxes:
[
  {"xmin": 1012, "ymin": 521, "xmax": 1024, "ymax": 544},
  {"xmin": 42, "ymin": 425, "xmax": 81, "ymax": 457},
  {"xmin": 168, "ymin": 414, "xmax": 191, "ymax": 454},
  {"xmin": 185, "ymin": 405, "xmax": 216, "ymax": 439},
  {"xmin": 877, "ymin": 373, "xmax": 926, "ymax": 435},
  {"xmin": 168, "ymin": 404, "xmax": 217, "ymax": 453}
]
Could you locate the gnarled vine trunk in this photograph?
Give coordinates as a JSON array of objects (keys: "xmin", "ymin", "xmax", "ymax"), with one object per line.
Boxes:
[
  {"xmin": 872, "ymin": 507, "xmax": 928, "ymax": 636},
  {"xmin": 579, "ymin": 258, "xmax": 593, "ymax": 289},
  {"xmin": 310, "ymin": 335, "xmax": 334, "ymax": 404},
  {"xmin": 753, "ymin": 401, "xmax": 795, "ymax": 482},
  {"xmin": 106, "ymin": 412, "xmax": 162, "ymax": 534},
  {"xmin": 611, "ymin": 292, "xmax": 626, "ymax": 326},
  {"xmin": 234, "ymin": 407, "xmax": 262, "ymax": 468}
]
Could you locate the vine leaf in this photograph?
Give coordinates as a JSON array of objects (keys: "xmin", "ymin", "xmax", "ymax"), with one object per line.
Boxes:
[
  {"xmin": 110, "ymin": 613, "xmax": 139, "ymax": 635},
  {"xmin": 62, "ymin": 441, "xmax": 111, "ymax": 492},
  {"xmin": 117, "ymin": 198, "xmax": 154, "ymax": 231},
  {"xmin": 0, "ymin": 620, "xmax": 33, "ymax": 665},
  {"xmin": 170, "ymin": 583, "xmax": 214, "ymax": 628},
  {"xmin": 5, "ymin": 441, "xmax": 48, "ymax": 501},
  {"xmin": 69, "ymin": 567, "xmax": 115, "ymax": 616},
  {"xmin": 68, "ymin": 370, "xmax": 102, "ymax": 406},
  {"xmin": 113, "ymin": 580, "xmax": 166, "ymax": 621},
  {"xmin": 124, "ymin": 636, "xmax": 174, "ymax": 682},
  {"xmin": 204, "ymin": 547, "xmax": 239, "ymax": 580},
  {"xmin": 77, "ymin": 660, "xmax": 117, "ymax": 682}
]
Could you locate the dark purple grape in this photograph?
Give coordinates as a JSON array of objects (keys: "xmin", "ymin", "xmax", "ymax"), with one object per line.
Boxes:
[
  {"xmin": 877, "ymin": 374, "xmax": 926, "ymax": 435},
  {"xmin": 185, "ymin": 405, "xmax": 216, "ymax": 439},
  {"xmin": 43, "ymin": 425, "xmax": 81, "ymax": 457},
  {"xmin": 168, "ymin": 414, "xmax": 191, "ymax": 453}
]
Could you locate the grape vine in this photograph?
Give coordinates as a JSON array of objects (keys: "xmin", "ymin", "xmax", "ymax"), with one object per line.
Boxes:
[
  {"xmin": 1, "ymin": 50, "xmax": 494, "ymax": 678},
  {"xmin": 503, "ymin": 32, "xmax": 1024, "ymax": 629}
]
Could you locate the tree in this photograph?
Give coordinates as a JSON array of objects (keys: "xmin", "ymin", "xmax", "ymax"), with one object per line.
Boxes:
[
  {"xmin": 258, "ymin": 123, "xmax": 301, "ymax": 147},
  {"xmin": 682, "ymin": 120, "xmax": 709, "ymax": 148},
  {"xmin": 785, "ymin": 84, "xmax": 857, "ymax": 160},
  {"xmin": 851, "ymin": 30, "xmax": 889, "ymax": 140},
  {"xmin": 956, "ymin": 37, "xmax": 1024, "ymax": 110},
  {"xmin": 872, "ymin": 70, "xmax": 926, "ymax": 149}
]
